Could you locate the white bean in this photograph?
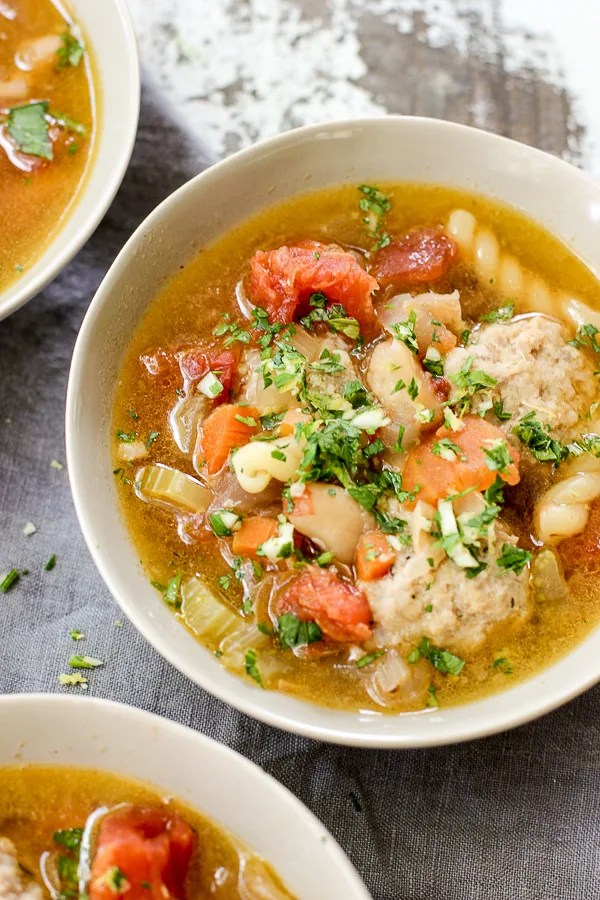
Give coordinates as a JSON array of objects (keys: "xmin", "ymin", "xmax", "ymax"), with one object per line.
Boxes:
[
  {"xmin": 473, "ymin": 228, "xmax": 500, "ymax": 283},
  {"xmin": 536, "ymin": 503, "xmax": 590, "ymax": 544},
  {"xmin": 498, "ymin": 255, "xmax": 523, "ymax": 295},
  {"xmin": 447, "ymin": 209, "xmax": 477, "ymax": 252}
]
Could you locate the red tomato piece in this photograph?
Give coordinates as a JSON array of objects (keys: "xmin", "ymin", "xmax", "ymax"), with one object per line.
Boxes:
[
  {"xmin": 275, "ymin": 566, "xmax": 372, "ymax": 643},
  {"xmin": 178, "ymin": 347, "xmax": 240, "ymax": 399},
  {"xmin": 372, "ymin": 227, "xmax": 458, "ymax": 287},
  {"xmin": 89, "ymin": 807, "xmax": 195, "ymax": 900},
  {"xmin": 249, "ymin": 241, "xmax": 379, "ymax": 331}
]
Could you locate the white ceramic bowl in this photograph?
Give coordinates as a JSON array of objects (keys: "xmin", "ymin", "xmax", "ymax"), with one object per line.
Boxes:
[
  {"xmin": 0, "ymin": 694, "xmax": 370, "ymax": 900},
  {"xmin": 0, "ymin": 0, "xmax": 139, "ymax": 321},
  {"xmin": 66, "ymin": 116, "xmax": 600, "ymax": 747}
]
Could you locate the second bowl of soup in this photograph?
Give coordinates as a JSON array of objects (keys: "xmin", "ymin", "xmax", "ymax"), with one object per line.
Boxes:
[{"xmin": 67, "ymin": 117, "xmax": 600, "ymax": 746}]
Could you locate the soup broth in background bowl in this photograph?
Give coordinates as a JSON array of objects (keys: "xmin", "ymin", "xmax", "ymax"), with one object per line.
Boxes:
[
  {"xmin": 0, "ymin": 0, "xmax": 139, "ymax": 321},
  {"xmin": 66, "ymin": 116, "xmax": 600, "ymax": 747},
  {"xmin": 0, "ymin": 694, "xmax": 371, "ymax": 900}
]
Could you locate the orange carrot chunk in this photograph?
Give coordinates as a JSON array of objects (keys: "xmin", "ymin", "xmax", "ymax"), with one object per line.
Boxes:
[
  {"xmin": 232, "ymin": 516, "xmax": 279, "ymax": 558},
  {"xmin": 275, "ymin": 566, "xmax": 372, "ymax": 643},
  {"xmin": 283, "ymin": 485, "xmax": 315, "ymax": 517},
  {"xmin": 200, "ymin": 404, "xmax": 260, "ymax": 475},
  {"xmin": 402, "ymin": 415, "xmax": 520, "ymax": 508},
  {"xmin": 355, "ymin": 531, "xmax": 395, "ymax": 581}
]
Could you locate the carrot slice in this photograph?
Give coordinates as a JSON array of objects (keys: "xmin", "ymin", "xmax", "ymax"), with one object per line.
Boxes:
[
  {"xmin": 200, "ymin": 404, "xmax": 260, "ymax": 475},
  {"xmin": 275, "ymin": 566, "xmax": 372, "ymax": 642},
  {"xmin": 279, "ymin": 409, "xmax": 312, "ymax": 437},
  {"xmin": 402, "ymin": 415, "xmax": 520, "ymax": 508},
  {"xmin": 232, "ymin": 516, "xmax": 279, "ymax": 558},
  {"xmin": 355, "ymin": 531, "xmax": 395, "ymax": 581}
]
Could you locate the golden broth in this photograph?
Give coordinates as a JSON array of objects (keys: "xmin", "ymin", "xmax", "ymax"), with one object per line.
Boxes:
[
  {"xmin": 0, "ymin": 0, "xmax": 96, "ymax": 292},
  {"xmin": 0, "ymin": 765, "xmax": 295, "ymax": 899},
  {"xmin": 112, "ymin": 183, "xmax": 600, "ymax": 714}
]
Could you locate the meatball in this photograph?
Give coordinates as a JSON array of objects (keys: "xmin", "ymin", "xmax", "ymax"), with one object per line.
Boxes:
[
  {"xmin": 361, "ymin": 519, "xmax": 529, "ymax": 654},
  {"xmin": 445, "ymin": 315, "xmax": 596, "ymax": 440},
  {"xmin": 0, "ymin": 839, "xmax": 43, "ymax": 900}
]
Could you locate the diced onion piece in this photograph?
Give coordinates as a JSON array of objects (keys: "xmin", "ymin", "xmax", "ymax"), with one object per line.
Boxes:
[
  {"xmin": 363, "ymin": 648, "xmax": 428, "ymax": 710},
  {"xmin": 438, "ymin": 499, "xmax": 458, "ymax": 537},
  {"xmin": 170, "ymin": 393, "xmax": 208, "ymax": 454},
  {"xmin": 181, "ymin": 577, "xmax": 240, "ymax": 641},
  {"xmin": 350, "ymin": 407, "xmax": 390, "ymax": 431},
  {"xmin": 444, "ymin": 408, "xmax": 465, "ymax": 432},
  {"xmin": 411, "ymin": 500, "xmax": 435, "ymax": 552},
  {"xmin": 531, "ymin": 549, "xmax": 569, "ymax": 605},
  {"xmin": 260, "ymin": 520, "xmax": 295, "ymax": 561},
  {"xmin": 288, "ymin": 483, "xmax": 371, "ymax": 565},
  {"xmin": 137, "ymin": 465, "xmax": 211, "ymax": 514},
  {"xmin": 219, "ymin": 624, "xmax": 271, "ymax": 668},
  {"xmin": 290, "ymin": 326, "xmax": 322, "ymax": 362},
  {"xmin": 118, "ymin": 440, "xmax": 147, "ymax": 462},
  {"xmin": 15, "ymin": 34, "xmax": 62, "ymax": 70},
  {"xmin": 238, "ymin": 855, "xmax": 294, "ymax": 900},
  {"xmin": 198, "ymin": 371, "xmax": 224, "ymax": 399}
]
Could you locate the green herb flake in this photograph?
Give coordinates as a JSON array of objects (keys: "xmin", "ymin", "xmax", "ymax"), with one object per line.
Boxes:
[
  {"xmin": 493, "ymin": 400, "xmax": 512, "ymax": 422},
  {"xmin": 407, "ymin": 378, "xmax": 419, "ymax": 401},
  {"xmin": 480, "ymin": 303, "xmax": 515, "ymax": 323},
  {"xmin": 356, "ymin": 649, "xmax": 386, "ymax": 669},
  {"xmin": 101, "ymin": 866, "xmax": 130, "ymax": 894},
  {"xmin": 116, "ymin": 429, "xmax": 136, "ymax": 443},
  {"xmin": 0, "ymin": 569, "xmax": 20, "ymax": 593},
  {"xmin": 426, "ymin": 684, "xmax": 438, "ymax": 708},
  {"xmin": 482, "ymin": 439, "xmax": 513, "ymax": 474},
  {"xmin": 244, "ymin": 648, "xmax": 263, "ymax": 687},
  {"xmin": 7, "ymin": 101, "xmax": 52, "ymax": 160},
  {"xmin": 53, "ymin": 828, "xmax": 83, "ymax": 850},
  {"xmin": 68, "ymin": 629, "xmax": 85, "ymax": 641},
  {"xmin": 145, "ymin": 431, "xmax": 160, "ymax": 448},
  {"xmin": 277, "ymin": 613, "xmax": 322, "ymax": 649},
  {"xmin": 44, "ymin": 554, "xmax": 57, "ymax": 572},
  {"xmin": 512, "ymin": 413, "xmax": 569, "ymax": 466},
  {"xmin": 408, "ymin": 637, "xmax": 465, "ymax": 675},
  {"xmin": 163, "ymin": 573, "xmax": 183, "ymax": 608},
  {"xmin": 492, "ymin": 656, "xmax": 514, "ymax": 675},
  {"xmin": 57, "ymin": 31, "xmax": 85, "ymax": 68},
  {"xmin": 391, "ymin": 311, "xmax": 419, "ymax": 355},
  {"xmin": 68, "ymin": 654, "xmax": 103, "ymax": 669},
  {"xmin": 496, "ymin": 543, "xmax": 532, "ymax": 575},
  {"xmin": 234, "ymin": 414, "xmax": 258, "ymax": 427},
  {"xmin": 218, "ymin": 575, "xmax": 231, "ymax": 592}
]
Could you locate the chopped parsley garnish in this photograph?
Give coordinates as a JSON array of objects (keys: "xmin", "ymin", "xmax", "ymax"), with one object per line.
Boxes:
[
  {"xmin": 68, "ymin": 629, "xmax": 85, "ymax": 641},
  {"xmin": 213, "ymin": 314, "xmax": 251, "ymax": 347},
  {"xmin": 7, "ymin": 101, "xmax": 52, "ymax": 159},
  {"xmin": 344, "ymin": 380, "xmax": 369, "ymax": 408},
  {"xmin": 45, "ymin": 554, "xmax": 57, "ymax": 571},
  {"xmin": 0, "ymin": 569, "xmax": 20, "ymax": 593},
  {"xmin": 49, "ymin": 108, "xmax": 86, "ymax": 135},
  {"xmin": 260, "ymin": 411, "xmax": 285, "ymax": 430},
  {"xmin": 57, "ymin": 31, "xmax": 85, "ymax": 68},
  {"xmin": 492, "ymin": 656, "xmax": 514, "ymax": 675},
  {"xmin": 68, "ymin": 654, "xmax": 103, "ymax": 669},
  {"xmin": 448, "ymin": 356, "xmax": 497, "ymax": 415},
  {"xmin": 145, "ymin": 431, "xmax": 160, "ymax": 448},
  {"xmin": 407, "ymin": 378, "xmax": 419, "ymax": 401},
  {"xmin": 316, "ymin": 550, "xmax": 334, "ymax": 566},
  {"xmin": 358, "ymin": 184, "xmax": 391, "ymax": 249},
  {"xmin": 163, "ymin": 573, "xmax": 183, "ymax": 608},
  {"xmin": 390, "ymin": 310, "xmax": 418, "ymax": 355},
  {"xmin": 277, "ymin": 613, "xmax": 322, "ymax": 649},
  {"xmin": 426, "ymin": 684, "xmax": 438, "ymax": 708},
  {"xmin": 493, "ymin": 400, "xmax": 512, "ymax": 421},
  {"xmin": 483, "ymin": 475, "xmax": 505, "ymax": 505},
  {"xmin": 392, "ymin": 379, "xmax": 406, "ymax": 394},
  {"xmin": 57, "ymin": 854, "xmax": 79, "ymax": 884},
  {"xmin": 460, "ymin": 329, "xmax": 470, "ymax": 345},
  {"xmin": 300, "ymin": 302, "xmax": 360, "ymax": 340},
  {"xmin": 101, "ymin": 866, "xmax": 129, "ymax": 894},
  {"xmin": 568, "ymin": 322, "xmax": 600, "ymax": 354},
  {"xmin": 355, "ymin": 649, "xmax": 386, "ymax": 668},
  {"xmin": 209, "ymin": 510, "xmax": 241, "ymax": 537},
  {"xmin": 480, "ymin": 302, "xmax": 515, "ymax": 323},
  {"xmin": 512, "ymin": 413, "xmax": 569, "ymax": 466},
  {"xmin": 234, "ymin": 413, "xmax": 257, "ymax": 427},
  {"xmin": 432, "ymin": 438, "xmax": 464, "ymax": 462},
  {"xmin": 116, "ymin": 429, "xmax": 136, "ymax": 442},
  {"xmin": 496, "ymin": 543, "xmax": 532, "ymax": 575},
  {"xmin": 127, "ymin": 409, "xmax": 139, "ymax": 420},
  {"xmin": 310, "ymin": 348, "xmax": 345, "ymax": 374},
  {"xmin": 53, "ymin": 828, "xmax": 83, "ymax": 850},
  {"xmin": 482, "ymin": 439, "xmax": 513, "ymax": 474},
  {"xmin": 244, "ymin": 648, "xmax": 263, "ymax": 686},
  {"xmin": 422, "ymin": 348, "xmax": 444, "ymax": 378},
  {"xmin": 408, "ymin": 637, "xmax": 465, "ymax": 675},
  {"xmin": 218, "ymin": 575, "xmax": 231, "ymax": 592}
]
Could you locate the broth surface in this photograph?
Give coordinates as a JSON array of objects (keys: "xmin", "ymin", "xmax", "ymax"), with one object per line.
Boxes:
[
  {"xmin": 0, "ymin": 0, "xmax": 96, "ymax": 292},
  {"xmin": 0, "ymin": 764, "xmax": 295, "ymax": 899},
  {"xmin": 112, "ymin": 183, "xmax": 600, "ymax": 714}
]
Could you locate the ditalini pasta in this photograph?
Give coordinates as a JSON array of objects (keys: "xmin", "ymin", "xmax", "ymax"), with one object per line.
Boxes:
[{"xmin": 112, "ymin": 182, "xmax": 600, "ymax": 714}]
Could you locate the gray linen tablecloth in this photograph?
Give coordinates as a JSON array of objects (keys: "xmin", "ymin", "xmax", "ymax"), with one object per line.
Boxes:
[{"xmin": 1, "ymin": 86, "xmax": 600, "ymax": 900}]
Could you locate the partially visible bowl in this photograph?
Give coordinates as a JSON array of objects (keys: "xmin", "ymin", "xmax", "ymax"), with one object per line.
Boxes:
[
  {"xmin": 66, "ymin": 116, "xmax": 600, "ymax": 747},
  {"xmin": 0, "ymin": 694, "xmax": 371, "ymax": 900},
  {"xmin": 0, "ymin": 0, "xmax": 139, "ymax": 321}
]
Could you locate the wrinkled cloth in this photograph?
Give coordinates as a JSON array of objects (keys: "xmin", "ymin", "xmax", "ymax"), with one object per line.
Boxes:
[{"xmin": 1, "ymin": 86, "xmax": 600, "ymax": 900}]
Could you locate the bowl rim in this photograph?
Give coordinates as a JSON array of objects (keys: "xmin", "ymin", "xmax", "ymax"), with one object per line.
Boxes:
[
  {"xmin": 0, "ymin": 693, "xmax": 371, "ymax": 899},
  {"xmin": 0, "ymin": 0, "xmax": 140, "ymax": 322},
  {"xmin": 66, "ymin": 115, "xmax": 600, "ymax": 747}
]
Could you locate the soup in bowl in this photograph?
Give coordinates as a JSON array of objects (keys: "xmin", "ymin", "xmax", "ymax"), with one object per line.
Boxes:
[
  {"xmin": 0, "ymin": 0, "xmax": 139, "ymax": 320},
  {"xmin": 0, "ymin": 695, "xmax": 370, "ymax": 899},
  {"xmin": 66, "ymin": 117, "xmax": 600, "ymax": 746}
]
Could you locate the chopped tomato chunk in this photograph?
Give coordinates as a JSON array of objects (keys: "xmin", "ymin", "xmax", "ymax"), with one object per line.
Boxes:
[
  {"xmin": 560, "ymin": 501, "xmax": 600, "ymax": 572},
  {"xmin": 373, "ymin": 227, "xmax": 458, "ymax": 287},
  {"xmin": 200, "ymin": 404, "xmax": 260, "ymax": 475},
  {"xmin": 402, "ymin": 415, "xmax": 520, "ymax": 508},
  {"xmin": 179, "ymin": 347, "xmax": 239, "ymax": 398},
  {"xmin": 275, "ymin": 566, "xmax": 372, "ymax": 642},
  {"xmin": 249, "ymin": 241, "xmax": 379, "ymax": 332},
  {"xmin": 89, "ymin": 807, "xmax": 194, "ymax": 900},
  {"xmin": 283, "ymin": 486, "xmax": 315, "ymax": 517},
  {"xmin": 355, "ymin": 532, "xmax": 395, "ymax": 581}
]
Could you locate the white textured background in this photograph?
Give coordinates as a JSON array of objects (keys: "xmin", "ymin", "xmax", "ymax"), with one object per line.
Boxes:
[{"xmin": 128, "ymin": 0, "xmax": 600, "ymax": 175}]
